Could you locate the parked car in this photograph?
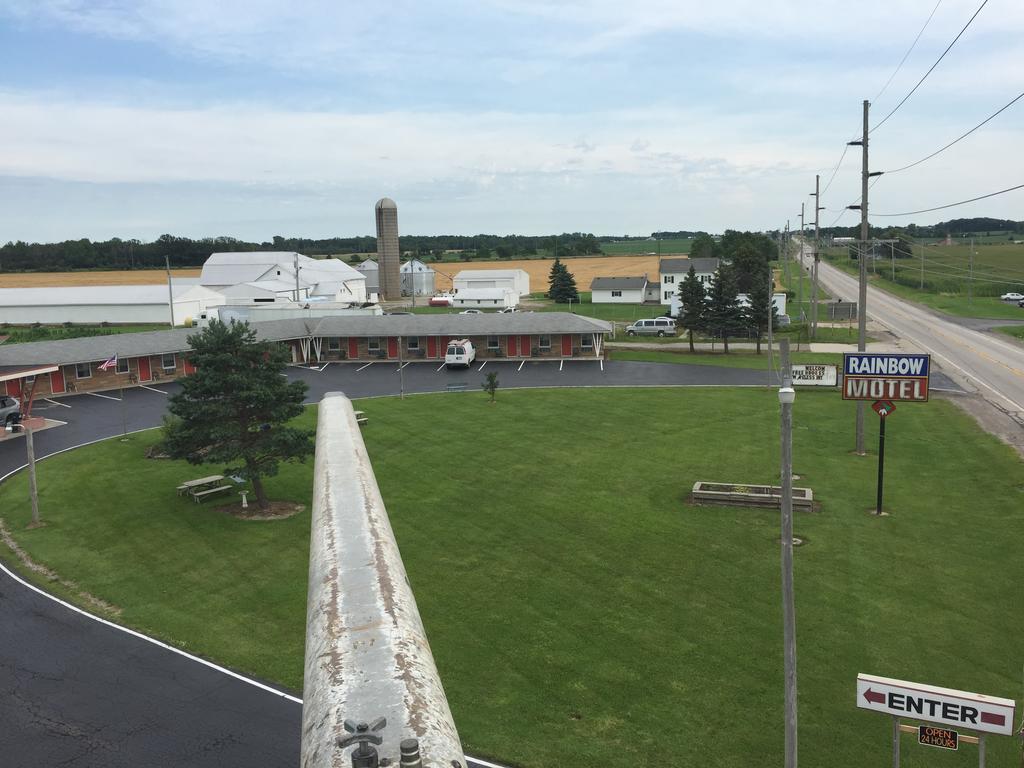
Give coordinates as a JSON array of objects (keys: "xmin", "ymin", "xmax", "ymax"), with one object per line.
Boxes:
[
  {"xmin": 0, "ymin": 395, "xmax": 21, "ymax": 426},
  {"xmin": 1019, "ymin": 298, "xmax": 1024, "ymax": 308},
  {"xmin": 445, "ymin": 339, "xmax": 476, "ymax": 368},
  {"xmin": 1001, "ymin": 292, "xmax": 1024, "ymax": 302},
  {"xmin": 459, "ymin": 309, "xmax": 482, "ymax": 314},
  {"xmin": 625, "ymin": 318, "xmax": 677, "ymax": 337},
  {"xmin": 498, "ymin": 307, "xmax": 520, "ymax": 313}
]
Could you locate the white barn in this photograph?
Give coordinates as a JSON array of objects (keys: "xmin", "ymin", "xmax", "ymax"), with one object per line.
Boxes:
[
  {"xmin": 590, "ymin": 276, "xmax": 649, "ymax": 304},
  {"xmin": 453, "ymin": 268, "xmax": 530, "ymax": 297},
  {"xmin": 200, "ymin": 252, "xmax": 367, "ymax": 304},
  {"xmin": 451, "ymin": 288, "xmax": 519, "ymax": 309}
]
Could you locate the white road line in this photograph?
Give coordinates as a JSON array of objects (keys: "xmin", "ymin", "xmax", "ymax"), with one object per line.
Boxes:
[
  {"xmin": 139, "ymin": 385, "xmax": 167, "ymax": 395},
  {"xmin": 559, "ymin": 360, "xmax": 564, "ymax": 372},
  {"xmin": 436, "ymin": 362, "xmax": 447, "ymax": 372},
  {"xmin": 478, "ymin": 361, "xmax": 486, "ymax": 371},
  {"xmin": 87, "ymin": 391, "xmax": 121, "ymax": 401},
  {"xmin": 517, "ymin": 360, "xmax": 526, "ymax": 372},
  {"xmin": 600, "ymin": 359, "xmax": 604, "ymax": 372},
  {"xmin": 356, "ymin": 362, "xmax": 374, "ymax": 372},
  {"xmin": 397, "ymin": 362, "xmax": 410, "ymax": 371},
  {"xmin": 43, "ymin": 398, "xmax": 72, "ymax": 408}
]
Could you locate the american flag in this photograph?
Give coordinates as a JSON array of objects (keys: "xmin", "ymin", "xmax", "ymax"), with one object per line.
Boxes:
[{"xmin": 98, "ymin": 354, "xmax": 118, "ymax": 371}]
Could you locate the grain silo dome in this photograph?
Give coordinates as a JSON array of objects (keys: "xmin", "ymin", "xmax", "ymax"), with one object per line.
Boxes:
[{"xmin": 375, "ymin": 197, "xmax": 398, "ymax": 210}]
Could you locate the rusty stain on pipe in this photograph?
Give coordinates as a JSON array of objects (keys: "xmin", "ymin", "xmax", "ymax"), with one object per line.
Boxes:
[{"xmin": 301, "ymin": 393, "xmax": 465, "ymax": 768}]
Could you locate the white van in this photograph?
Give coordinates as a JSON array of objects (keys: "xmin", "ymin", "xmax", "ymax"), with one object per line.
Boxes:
[
  {"xmin": 625, "ymin": 318, "xmax": 677, "ymax": 337},
  {"xmin": 445, "ymin": 339, "xmax": 476, "ymax": 368}
]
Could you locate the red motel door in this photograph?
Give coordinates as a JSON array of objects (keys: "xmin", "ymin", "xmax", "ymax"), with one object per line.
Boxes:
[
  {"xmin": 427, "ymin": 336, "xmax": 438, "ymax": 358},
  {"xmin": 183, "ymin": 358, "xmax": 196, "ymax": 375},
  {"xmin": 6, "ymin": 379, "xmax": 21, "ymax": 397},
  {"xmin": 520, "ymin": 335, "xmax": 532, "ymax": 356},
  {"xmin": 137, "ymin": 356, "xmax": 152, "ymax": 383},
  {"xmin": 507, "ymin": 336, "xmax": 517, "ymax": 357},
  {"xmin": 348, "ymin": 338, "xmax": 359, "ymax": 359},
  {"xmin": 387, "ymin": 337, "xmax": 399, "ymax": 359},
  {"xmin": 561, "ymin": 335, "xmax": 573, "ymax": 356},
  {"xmin": 50, "ymin": 368, "xmax": 66, "ymax": 394}
]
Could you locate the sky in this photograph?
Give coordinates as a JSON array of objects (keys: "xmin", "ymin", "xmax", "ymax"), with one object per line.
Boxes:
[{"xmin": 0, "ymin": 0, "xmax": 1022, "ymax": 243}]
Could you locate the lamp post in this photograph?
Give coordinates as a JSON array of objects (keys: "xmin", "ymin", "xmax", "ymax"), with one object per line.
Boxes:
[
  {"xmin": 778, "ymin": 339, "xmax": 798, "ymax": 768},
  {"xmin": 6, "ymin": 420, "xmax": 40, "ymax": 527}
]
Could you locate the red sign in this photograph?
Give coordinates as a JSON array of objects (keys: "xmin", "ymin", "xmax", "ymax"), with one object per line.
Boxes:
[{"xmin": 872, "ymin": 400, "xmax": 896, "ymax": 418}]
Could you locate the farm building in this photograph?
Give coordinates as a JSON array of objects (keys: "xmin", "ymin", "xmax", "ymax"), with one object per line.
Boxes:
[
  {"xmin": 355, "ymin": 258, "xmax": 380, "ymax": 301},
  {"xmin": 0, "ymin": 283, "xmax": 223, "ymax": 327},
  {"xmin": 199, "ymin": 252, "xmax": 367, "ymax": 304},
  {"xmin": 451, "ymin": 288, "xmax": 519, "ymax": 309},
  {"xmin": 400, "ymin": 259, "xmax": 436, "ymax": 296},
  {"xmin": 0, "ymin": 314, "xmax": 612, "ymax": 404},
  {"xmin": 658, "ymin": 257, "xmax": 720, "ymax": 304},
  {"xmin": 590, "ymin": 276, "xmax": 649, "ymax": 304},
  {"xmin": 453, "ymin": 269, "xmax": 530, "ymax": 297}
]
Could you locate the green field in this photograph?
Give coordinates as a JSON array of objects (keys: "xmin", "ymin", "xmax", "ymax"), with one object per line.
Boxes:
[
  {"xmin": 0, "ymin": 389, "xmax": 1021, "ymax": 767},
  {"xmin": 993, "ymin": 325, "xmax": 1024, "ymax": 341},
  {"xmin": 600, "ymin": 238, "xmax": 693, "ymax": 256},
  {"xmin": 0, "ymin": 323, "xmax": 171, "ymax": 344},
  {"xmin": 609, "ymin": 349, "xmax": 843, "ymax": 368},
  {"xmin": 821, "ymin": 242, "xmax": 1024, "ymax": 319}
]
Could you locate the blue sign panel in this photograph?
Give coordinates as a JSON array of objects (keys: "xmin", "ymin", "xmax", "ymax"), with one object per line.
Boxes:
[
  {"xmin": 843, "ymin": 354, "xmax": 930, "ymax": 377},
  {"xmin": 843, "ymin": 353, "xmax": 931, "ymax": 402}
]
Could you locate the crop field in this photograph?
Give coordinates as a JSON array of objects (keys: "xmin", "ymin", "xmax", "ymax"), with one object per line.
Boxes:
[
  {"xmin": 600, "ymin": 237, "xmax": 693, "ymax": 256},
  {"xmin": 1, "ymin": 388, "xmax": 1020, "ymax": 767},
  {"xmin": 0, "ymin": 269, "xmax": 201, "ymax": 289}
]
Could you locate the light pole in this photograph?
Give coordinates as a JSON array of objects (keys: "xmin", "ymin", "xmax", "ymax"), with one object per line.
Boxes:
[
  {"xmin": 778, "ymin": 339, "xmax": 798, "ymax": 768},
  {"xmin": 6, "ymin": 420, "xmax": 40, "ymax": 527}
]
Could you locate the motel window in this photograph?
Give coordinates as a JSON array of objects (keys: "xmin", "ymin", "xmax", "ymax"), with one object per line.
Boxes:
[
  {"xmin": 327, "ymin": 337, "xmax": 341, "ymax": 352},
  {"xmin": 116, "ymin": 357, "xmax": 130, "ymax": 374},
  {"xmin": 407, "ymin": 336, "xmax": 420, "ymax": 351},
  {"xmin": 581, "ymin": 335, "xmax": 593, "ymax": 350},
  {"xmin": 611, "ymin": 290, "xmax": 622, "ymax": 297},
  {"xmin": 368, "ymin": 337, "xmax": 380, "ymax": 352},
  {"xmin": 487, "ymin": 336, "xmax": 499, "ymax": 350},
  {"xmin": 539, "ymin": 335, "xmax": 551, "ymax": 350},
  {"xmin": 162, "ymin": 354, "xmax": 176, "ymax": 371},
  {"xmin": 664, "ymin": 275, "xmax": 675, "ymax": 284},
  {"xmin": 75, "ymin": 362, "xmax": 92, "ymax": 379}
]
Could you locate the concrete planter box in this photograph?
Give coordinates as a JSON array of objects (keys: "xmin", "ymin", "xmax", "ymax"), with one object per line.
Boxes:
[{"xmin": 691, "ymin": 482, "xmax": 814, "ymax": 511}]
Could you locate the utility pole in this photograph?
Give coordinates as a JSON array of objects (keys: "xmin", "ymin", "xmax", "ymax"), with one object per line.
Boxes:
[
  {"xmin": 165, "ymin": 255, "xmax": 175, "ymax": 327},
  {"xmin": 778, "ymin": 339, "xmax": 798, "ymax": 768},
  {"xmin": 796, "ymin": 208, "xmax": 804, "ymax": 315},
  {"xmin": 968, "ymin": 238, "xmax": 974, "ymax": 303},
  {"xmin": 767, "ymin": 264, "xmax": 775, "ymax": 387},
  {"xmin": 919, "ymin": 240, "xmax": 924, "ymax": 290},
  {"xmin": 848, "ymin": 99, "xmax": 878, "ymax": 455},
  {"xmin": 784, "ymin": 221, "xmax": 791, "ymax": 288},
  {"xmin": 810, "ymin": 175, "xmax": 822, "ymax": 340}
]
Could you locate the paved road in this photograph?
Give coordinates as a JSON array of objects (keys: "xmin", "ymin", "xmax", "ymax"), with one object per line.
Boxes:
[
  {"xmin": 803, "ymin": 246, "xmax": 1024, "ymax": 427},
  {"xmin": 0, "ymin": 359, "xmax": 798, "ymax": 768}
]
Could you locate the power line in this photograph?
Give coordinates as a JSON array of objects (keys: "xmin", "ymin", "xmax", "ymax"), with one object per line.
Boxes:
[
  {"xmin": 820, "ymin": 144, "xmax": 850, "ymax": 196},
  {"xmin": 873, "ymin": 183, "xmax": 1024, "ymax": 217},
  {"xmin": 870, "ymin": 0, "xmax": 990, "ymax": 134},
  {"xmin": 872, "ymin": 0, "xmax": 945, "ymax": 104},
  {"xmin": 885, "ymin": 90, "xmax": 1024, "ymax": 174}
]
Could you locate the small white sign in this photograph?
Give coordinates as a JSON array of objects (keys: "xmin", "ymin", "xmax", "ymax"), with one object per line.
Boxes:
[
  {"xmin": 791, "ymin": 364, "xmax": 837, "ymax": 386},
  {"xmin": 856, "ymin": 674, "xmax": 1016, "ymax": 736}
]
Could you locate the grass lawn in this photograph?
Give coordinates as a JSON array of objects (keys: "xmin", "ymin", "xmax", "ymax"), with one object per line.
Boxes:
[
  {"xmin": 0, "ymin": 323, "xmax": 172, "ymax": 344},
  {"xmin": 992, "ymin": 325, "xmax": 1024, "ymax": 341},
  {"xmin": 600, "ymin": 237, "xmax": 692, "ymax": 255},
  {"xmin": 0, "ymin": 390, "xmax": 1021, "ymax": 767},
  {"xmin": 609, "ymin": 348, "xmax": 843, "ymax": 369}
]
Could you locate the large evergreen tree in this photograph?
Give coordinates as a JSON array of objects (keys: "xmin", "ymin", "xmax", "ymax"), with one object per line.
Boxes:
[
  {"xmin": 548, "ymin": 258, "xmax": 580, "ymax": 303},
  {"xmin": 746, "ymin": 270, "xmax": 779, "ymax": 354},
  {"xmin": 677, "ymin": 265, "xmax": 708, "ymax": 353},
  {"xmin": 163, "ymin": 320, "xmax": 314, "ymax": 511},
  {"xmin": 706, "ymin": 267, "xmax": 744, "ymax": 354}
]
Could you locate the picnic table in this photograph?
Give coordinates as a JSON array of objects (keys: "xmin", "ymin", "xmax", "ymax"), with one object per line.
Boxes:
[{"xmin": 176, "ymin": 475, "xmax": 232, "ymax": 503}]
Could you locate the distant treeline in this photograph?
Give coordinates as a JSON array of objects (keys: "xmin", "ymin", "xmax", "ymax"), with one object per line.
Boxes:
[
  {"xmin": 820, "ymin": 217, "xmax": 1024, "ymax": 240},
  {"xmin": 0, "ymin": 232, "xmax": 604, "ymax": 272}
]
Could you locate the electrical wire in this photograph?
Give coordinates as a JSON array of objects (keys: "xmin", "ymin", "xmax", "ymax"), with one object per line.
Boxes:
[
  {"xmin": 872, "ymin": 0, "xmax": 945, "ymax": 104},
  {"xmin": 884, "ymin": 90, "xmax": 1024, "ymax": 174},
  {"xmin": 870, "ymin": 0, "xmax": 990, "ymax": 134},
  {"xmin": 873, "ymin": 183, "xmax": 1024, "ymax": 217}
]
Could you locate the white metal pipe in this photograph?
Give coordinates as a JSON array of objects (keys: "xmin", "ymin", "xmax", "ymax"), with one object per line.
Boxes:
[{"xmin": 302, "ymin": 392, "xmax": 465, "ymax": 768}]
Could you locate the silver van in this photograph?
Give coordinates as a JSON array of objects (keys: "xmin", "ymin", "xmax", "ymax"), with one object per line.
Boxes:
[{"xmin": 625, "ymin": 318, "xmax": 677, "ymax": 337}]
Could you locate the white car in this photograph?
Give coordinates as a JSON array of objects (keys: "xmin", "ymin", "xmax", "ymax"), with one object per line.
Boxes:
[
  {"xmin": 498, "ymin": 307, "xmax": 520, "ymax": 314},
  {"xmin": 459, "ymin": 309, "xmax": 483, "ymax": 314},
  {"xmin": 1000, "ymin": 292, "xmax": 1024, "ymax": 302}
]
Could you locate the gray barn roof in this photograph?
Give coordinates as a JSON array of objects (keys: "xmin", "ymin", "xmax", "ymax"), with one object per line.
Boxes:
[
  {"xmin": 659, "ymin": 257, "xmax": 720, "ymax": 275},
  {"xmin": 590, "ymin": 276, "xmax": 647, "ymax": 291},
  {"xmin": 0, "ymin": 314, "xmax": 611, "ymax": 367}
]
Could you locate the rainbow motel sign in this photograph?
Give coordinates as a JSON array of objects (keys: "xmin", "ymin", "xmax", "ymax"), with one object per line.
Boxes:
[{"xmin": 842, "ymin": 353, "xmax": 930, "ymax": 401}]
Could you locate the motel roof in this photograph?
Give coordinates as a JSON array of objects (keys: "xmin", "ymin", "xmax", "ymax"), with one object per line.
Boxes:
[{"xmin": 0, "ymin": 314, "xmax": 612, "ymax": 367}]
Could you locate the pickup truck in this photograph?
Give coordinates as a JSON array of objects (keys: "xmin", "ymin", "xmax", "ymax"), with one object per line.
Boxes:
[
  {"xmin": 444, "ymin": 339, "xmax": 476, "ymax": 368},
  {"xmin": 0, "ymin": 395, "xmax": 22, "ymax": 426}
]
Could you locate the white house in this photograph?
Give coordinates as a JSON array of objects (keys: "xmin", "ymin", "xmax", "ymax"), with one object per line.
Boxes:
[
  {"xmin": 453, "ymin": 269, "xmax": 530, "ymax": 297},
  {"xmin": 400, "ymin": 258, "xmax": 436, "ymax": 296},
  {"xmin": 200, "ymin": 252, "xmax": 367, "ymax": 304},
  {"xmin": 590, "ymin": 276, "xmax": 648, "ymax": 304},
  {"xmin": 451, "ymin": 288, "xmax": 519, "ymax": 309},
  {"xmin": 658, "ymin": 257, "xmax": 719, "ymax": 304}
]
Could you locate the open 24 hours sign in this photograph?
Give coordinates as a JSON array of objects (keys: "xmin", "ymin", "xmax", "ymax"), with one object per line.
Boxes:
[{"xmin": 842, "ymin": 353, "xmax": 931, "ymax": 402}]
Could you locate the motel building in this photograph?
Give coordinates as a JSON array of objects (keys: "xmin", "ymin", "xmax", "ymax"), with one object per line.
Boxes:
[{"xmin": 0, "ymin": 314, "xmax": 612, "ymax": 412}]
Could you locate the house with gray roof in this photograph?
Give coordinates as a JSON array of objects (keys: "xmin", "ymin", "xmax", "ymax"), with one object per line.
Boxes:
[{"xmin": 589, "ymin": 276, "xmax": 649, "ymax": 304}]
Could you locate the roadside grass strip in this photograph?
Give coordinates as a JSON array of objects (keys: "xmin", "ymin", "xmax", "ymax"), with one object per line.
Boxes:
[{"xmin": 0, "ymin": 389, "xmax": 1020, "ymax": 767}]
